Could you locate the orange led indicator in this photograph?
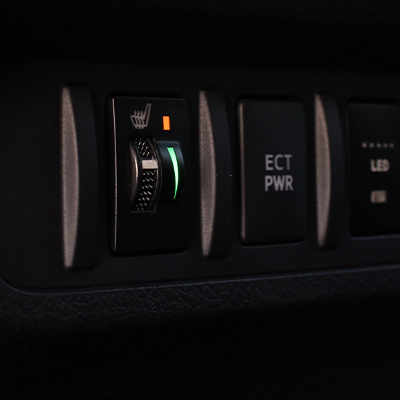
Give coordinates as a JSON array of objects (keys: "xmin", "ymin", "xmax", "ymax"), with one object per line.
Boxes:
[{"xmin": 163, "ymin": 116, "xmax": 171, "ymax": 131}]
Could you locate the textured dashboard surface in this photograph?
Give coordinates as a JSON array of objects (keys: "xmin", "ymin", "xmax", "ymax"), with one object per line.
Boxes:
[
  {"xmin": 2, "ymin": 265, "xmax": 400, "ymax": 399},
  {"xmin": 2, "ymin": 265, "xmax": 400, "ymax": 341}
]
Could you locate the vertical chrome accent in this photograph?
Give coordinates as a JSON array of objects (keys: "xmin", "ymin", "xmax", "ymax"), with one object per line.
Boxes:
[
  {"xmin": 315, "ymin": 94, "xmax": 346, "ymax": 249},
  {"xmin": 315, "ymin": 94, "xmax": 331, "ymax": 247},
  {"xmin": 112, "ymin": 98, "xmax": 118, "ymax": 250},
  {"xmin": 61, "ymin": 87, "xmax": 98, "ymax": 268},
  {"xmin": 238, "ymin": 101, "xmax": 246, "ymax": 242},
  {"xmin": 199, "ymin": 91, "xmax": 216, "ymax": 256},
  {"xmin": 199, "ymin": 91, "xmax": 232, "ymax": 257},
  {"xmin": 61, "ymin": 88, "xmax": 79, "ymax": 268}
]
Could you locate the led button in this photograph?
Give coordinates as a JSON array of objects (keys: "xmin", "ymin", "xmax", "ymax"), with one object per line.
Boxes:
[{"xmin": 349, "ymin": 103, "xmax": 400, "ymax": 236}]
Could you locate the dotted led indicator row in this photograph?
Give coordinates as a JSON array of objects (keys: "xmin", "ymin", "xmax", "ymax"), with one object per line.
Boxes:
[{"xmin": 362, "ymin": 142, "xmax": 395, "ymax": 149}]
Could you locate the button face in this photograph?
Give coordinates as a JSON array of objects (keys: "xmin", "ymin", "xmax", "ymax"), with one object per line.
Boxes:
[
  {"xmin": 238, "ymin": 100, "xmax": 307, "ymax": 245},
  {"xmin": 110, "ymin": 97, "xmax": 190, "ymax": 254},
  {"xmin": 348, "ymin": 103, "xmax": 400, "ymax": 236}
]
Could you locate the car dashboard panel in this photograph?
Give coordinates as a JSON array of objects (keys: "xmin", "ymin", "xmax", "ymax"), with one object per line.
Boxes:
[{"xmin": 1, "ymin": 1, "xmax": 400, "ymax": 399}]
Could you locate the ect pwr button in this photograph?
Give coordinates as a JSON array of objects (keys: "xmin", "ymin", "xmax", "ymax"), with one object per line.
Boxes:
[{"xmin": 238, "ymin": 100, "xmax": 307, "ymax": 245}]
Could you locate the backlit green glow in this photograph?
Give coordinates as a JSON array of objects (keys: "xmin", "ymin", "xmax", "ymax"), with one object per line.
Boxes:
[{"xmin": 167, "ymin": 147, "xmax": 179, "ymax": 199}]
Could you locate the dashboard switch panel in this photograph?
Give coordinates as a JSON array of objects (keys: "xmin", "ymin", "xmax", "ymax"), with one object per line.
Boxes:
[
  {"xmin": 238, "ymin": 100, "xmax": 307, "ymax": 245},
  {"xmin": 110, "ymin": 97, "xmax": 191, "ymax": 255},
  {"xmin": 348, "ymin": 103, "xmax": 400, "ymax": 236}
]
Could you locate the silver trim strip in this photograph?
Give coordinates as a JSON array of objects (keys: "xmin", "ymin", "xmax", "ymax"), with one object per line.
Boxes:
[{"xmin": 315, "ymin": 94, "xmax": 331, "ymax": 248}]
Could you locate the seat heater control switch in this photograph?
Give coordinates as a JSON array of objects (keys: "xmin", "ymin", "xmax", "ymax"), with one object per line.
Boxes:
[
  {"xmin": 348, "ymin": 103, "xmax": 400, "ymax": 236},
  {"xmin": 129, "ymin": 138, "xmax": 161, "ymax": 211},
  {"xmin": 110, "ymin": 97, "xmax": 190, "ymax": 255},
  {"xmin": 238, "ymin": 100, "xmax": 307, "ymax": 245}
]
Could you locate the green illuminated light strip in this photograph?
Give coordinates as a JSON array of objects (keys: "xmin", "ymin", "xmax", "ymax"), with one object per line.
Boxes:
[{"xmin": 167, "ymin": 147, "xmax": 179, "ymax": 199}]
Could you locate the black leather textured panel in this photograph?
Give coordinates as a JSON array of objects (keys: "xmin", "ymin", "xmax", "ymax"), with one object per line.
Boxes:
[
  {"xmin": 1, "ymin": 265, "xmax": 400, "ymax": 342},
  {"xmin": 2, "ymin": 266, "xmax": 400, "ymax": 399}
]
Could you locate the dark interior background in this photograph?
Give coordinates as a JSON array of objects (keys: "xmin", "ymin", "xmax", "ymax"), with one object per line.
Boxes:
[{"xmin": 2, "ymin": 0, "xmax": 400, "ymax": 72}]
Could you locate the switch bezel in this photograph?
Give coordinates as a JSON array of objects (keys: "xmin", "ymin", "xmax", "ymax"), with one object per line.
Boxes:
[{"xmin": 110, "ymin": 97, "xmax": 191, "ymax": 255}]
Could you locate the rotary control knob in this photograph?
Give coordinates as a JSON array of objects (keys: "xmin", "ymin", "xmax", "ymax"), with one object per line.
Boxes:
[
  {"xmin": 129, "ymin": 138, "xmax": 184, "ymax": 212},
  {"xmin": 129, "ymin": 138, "xmax": 161, "ymax": 211}
]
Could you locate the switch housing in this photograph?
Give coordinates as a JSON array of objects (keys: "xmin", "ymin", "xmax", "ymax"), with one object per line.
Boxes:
[
  {"xmin": 348, "ymin": 103, "xmax": 400, "ymax": 236},
  {"xmin": 110, "ymin": 97, "xmax": 191, "ymax": 255},
  {"xmin": 238, "ymin": 100, "xmax": 307, "ymax": 245}
]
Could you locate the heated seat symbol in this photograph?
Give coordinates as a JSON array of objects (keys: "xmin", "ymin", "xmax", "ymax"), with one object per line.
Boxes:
[{"xmin": 130, "ymin": 103, "xmax": 152, "ymax": 129}]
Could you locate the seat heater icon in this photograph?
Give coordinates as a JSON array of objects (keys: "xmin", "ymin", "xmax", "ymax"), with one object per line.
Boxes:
[{"xmin": 130, "ymin": 103, "xmax": 152, "ymax": 129}]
